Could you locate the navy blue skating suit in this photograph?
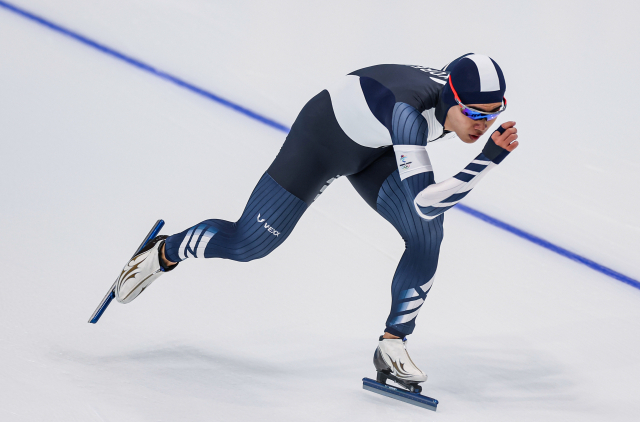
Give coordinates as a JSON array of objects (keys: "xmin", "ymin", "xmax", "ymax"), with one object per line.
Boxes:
[{"xmin": 164, "ymin": 58, "xmax": 503, "ymax": 337}]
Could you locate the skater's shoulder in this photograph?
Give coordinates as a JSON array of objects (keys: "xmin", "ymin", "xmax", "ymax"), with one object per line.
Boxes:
[
  {"xmin": 347, "ymin": 64, "xmax": 447, "ymax": 112},
  {"xmin": 349, "ymin": 63, "xmax": 449, "ymax": 83}
]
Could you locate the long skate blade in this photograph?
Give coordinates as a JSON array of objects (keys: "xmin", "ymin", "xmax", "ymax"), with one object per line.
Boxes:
[
  {"xmin": 88, "ymin": 219, "xmax": 165, "ymax": 324},
  {"xmin": 362, "ymin": 378, "xmax": 438, "ymax": 411}
]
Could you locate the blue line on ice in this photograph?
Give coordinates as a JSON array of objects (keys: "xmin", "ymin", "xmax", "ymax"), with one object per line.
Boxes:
[
  {"xmin": 2, "ymin": 0, "xmax": 638, "ymax": 290},
  {"xmin": 0, "ymin": 1, "xmax": 290, "ymax": 133},
  {"xmin": 456, "ymin": 205, "xmax": 640, "ymax": 290}
]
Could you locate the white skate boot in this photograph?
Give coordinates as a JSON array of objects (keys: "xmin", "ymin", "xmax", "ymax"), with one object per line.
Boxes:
[
  {"xmin": 115, "ymin": 235, "xmax": 177, "ymax": 304},
  {"xmin": 373, "ymin": 336, "xmax": 427, "ymax": 393}
]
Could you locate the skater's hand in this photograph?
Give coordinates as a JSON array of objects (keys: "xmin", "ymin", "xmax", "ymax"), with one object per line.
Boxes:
[
  {"xmin": 491, "ymin": 121, "xmax": 519, "ymax": 152},
  {"xmin": 482, "ymin": 121, "xmax": 518, "ymax": 164}
]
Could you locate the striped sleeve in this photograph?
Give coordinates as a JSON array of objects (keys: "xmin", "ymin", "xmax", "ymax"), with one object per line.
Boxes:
[
  {"xmin": 412, "ymin": 154, "xmax": 496, "ymax": 220},
  {"xmin": 390, "ymin": 102, "xmax": 510, "ymax": 220}
]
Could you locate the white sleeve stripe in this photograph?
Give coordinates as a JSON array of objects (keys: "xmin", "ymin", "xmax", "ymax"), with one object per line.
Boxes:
[
  {"xmin": 413, "ymin": 199, "xmax": 438, "ymax": 220},
  {"xmin": 414, "ymin": 179, "xmax": 465, "ymax": 207},
  {"xmin": 458, "ymin": 162, "xmax": 497, "ymax": 193},
  {"xmin": 412, "ymin": 159, "xmax": 497, "ymax": 220},
  {"xmin": 432, "ymin": 200, "xmax": 462, "ymax": 207}
]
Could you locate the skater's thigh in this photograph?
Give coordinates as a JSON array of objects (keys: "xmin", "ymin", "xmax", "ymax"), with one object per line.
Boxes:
[
  {"xmin": 166, "ymin": 172, "xmax": 309, "ymax": 263},
  {"xmin": 347, "ymin": 147, "xmax": 397, "ymax": 211},
  {"xmin": 267, "ymin": 90, "xmax": 384, "ymax": 205},
  {"xmin": 266, "ymin": 96, "xmax": 343, "ymax": 204}
]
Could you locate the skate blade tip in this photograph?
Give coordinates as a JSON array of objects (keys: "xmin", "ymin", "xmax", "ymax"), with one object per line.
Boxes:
[{"xmin": 362, "ymin": 377, "xmax": 438, "ymax": 411}]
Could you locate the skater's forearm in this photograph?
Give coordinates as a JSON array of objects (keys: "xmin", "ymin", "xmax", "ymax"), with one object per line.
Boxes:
[
  {"xmin": 407, "ymin": 123, "xmax": 518, "ymax": 220},
  {"xmin": 412, "ymin": 156, "xmax": 496, "ymax": 219}
]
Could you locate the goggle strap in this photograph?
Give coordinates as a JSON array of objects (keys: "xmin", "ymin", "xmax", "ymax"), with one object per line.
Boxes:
[
  {"xmin": 448, "ymin": 75, "xmax": 460, "ymax": 100},
  {"xmin": 449, "ymin": 75, "xmax": 506, "ymax": 117}
]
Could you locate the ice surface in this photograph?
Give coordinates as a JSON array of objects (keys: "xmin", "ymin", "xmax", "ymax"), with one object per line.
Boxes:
[{"xmin": 0, "ymin": 1, "xmax": 639, "ymax": 421}]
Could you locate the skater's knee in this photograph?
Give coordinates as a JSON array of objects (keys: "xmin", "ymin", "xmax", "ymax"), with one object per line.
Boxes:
[
  {"xmin": 403, "ymin": 228, "xmax": 444, "ymax": 251},
  {"xmin": 404, "ymin": 237, "xmax": 443, "ymax": 254}
]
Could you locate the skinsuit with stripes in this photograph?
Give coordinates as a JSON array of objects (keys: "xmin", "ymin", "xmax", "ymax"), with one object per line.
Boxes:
[{"xmin": 163, "ymin": 54, "xmax": 509, "ymax": 337}]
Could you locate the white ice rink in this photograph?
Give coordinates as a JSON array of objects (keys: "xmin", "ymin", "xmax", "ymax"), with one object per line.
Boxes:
[{"xmin": 1, "ymin": 1, "xmax": 639, "ymax": 420}]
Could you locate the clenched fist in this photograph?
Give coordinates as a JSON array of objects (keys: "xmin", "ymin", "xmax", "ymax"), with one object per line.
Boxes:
[
  {"xmin": 482, "ymin": 121, "xmax": 519, "ymax": 164},
  {"xmin": 492, "ymin": 121, "xmax": 519, "ymax": 152}
]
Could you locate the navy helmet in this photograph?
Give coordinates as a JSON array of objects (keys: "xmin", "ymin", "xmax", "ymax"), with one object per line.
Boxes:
[{"xmin": 441, "ymin": 54, "xmax": 506, "ymax": 107}]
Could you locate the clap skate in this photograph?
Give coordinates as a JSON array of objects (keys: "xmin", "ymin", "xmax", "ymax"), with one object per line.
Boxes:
[
  {"xmin": 114, "ymin": 234, "xmax": 177, "ymax": 303},
  {"xmin": 362, "ymin": 336, "xmax": 438, "ymax": 411},
  {"xmin": 373, "ymin": 336, "xmax": 426, "ymax": 393},
  {"xmin": 88, "ymin": 220, "xmax": 176, "ymax": 323}
]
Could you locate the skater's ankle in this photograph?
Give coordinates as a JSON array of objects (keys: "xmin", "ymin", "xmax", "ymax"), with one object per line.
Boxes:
[
  {"xmin": 160, "ymin": 243, "xmax": 177, "ymax": 268},
  {"xmin": 382, "ymin": 332, "xmax": 401, "ymax": 339}
]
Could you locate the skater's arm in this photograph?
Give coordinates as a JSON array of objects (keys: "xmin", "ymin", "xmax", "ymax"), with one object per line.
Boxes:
[
  {"xmin": 394, "ymin": 122, "xmax": 517, "ymax": 220},
  {"xmin": 390, "ymin": 102, "xmax": 432, "ymax": 182},
  {"xmin": 411, "ymin": 151, "xmax": 498, "ymax": 220}
]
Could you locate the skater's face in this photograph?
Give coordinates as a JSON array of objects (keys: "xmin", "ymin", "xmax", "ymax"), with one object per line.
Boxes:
[{"xmin": 445, "ymin": 102, "xmax": 502, "ymax": 144}]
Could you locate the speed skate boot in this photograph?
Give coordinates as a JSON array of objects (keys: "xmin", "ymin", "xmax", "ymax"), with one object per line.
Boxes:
[
  {"xmin": 373, "ymin": 336, "xmax": 427, "ymax": 393},
  {"xmin": 115, "ymin": 235, "xmax": 177, "ymax": 304}
]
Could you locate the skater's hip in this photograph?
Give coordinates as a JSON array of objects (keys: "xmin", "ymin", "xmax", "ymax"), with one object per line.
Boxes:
[{"xmin": 267, "ymin": 90, "xmax": 390, "ymax": 204}]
